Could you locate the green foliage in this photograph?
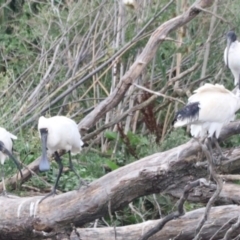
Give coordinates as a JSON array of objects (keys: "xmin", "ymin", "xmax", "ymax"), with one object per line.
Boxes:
[
  {"xmin": 160, "ymin": 128, "xmax": 191, "ymax": 151},
  {"xmin": 105, "ymin": 159, "xmax": 119, "ymax": 171},
  {"xmin": 104, "ymin": 131, "xmax": 118, "ymax": 140},
  {"xmin": 184, "ymin": 201, "xmax": 204, "ymax": 212},
  {"xmin": 127, "ymin": 131, "xmax": 149, "ymax": 146}
]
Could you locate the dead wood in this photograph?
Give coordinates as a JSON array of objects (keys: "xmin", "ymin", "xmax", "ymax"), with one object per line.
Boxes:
[
  {"xmin": 167, "ymin": 182, "xmax": 240, "ymax": 205},
  {"xmin": 0, "ymin": 157, "xmax": 40, "ymax": 192},
  {"xmin": 70, "ymin": 205, "xmax": 240, "ymax": 240},
  {"xmin": 139, "ymin": 179, "xmax": 210, "ymax": 240},
  {"xmin": 78, "ymin": 0, "xmax": 215, "ymax": 132},
  {"xmin": 1, "ymin": 121, "xmax": 240, "ymax": 239}
]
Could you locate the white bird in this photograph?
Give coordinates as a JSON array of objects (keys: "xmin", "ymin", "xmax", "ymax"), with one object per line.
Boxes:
[
  {"xmin": 0, "ymin": 127, "xmax": 23, "ymax": 195},
  {"xmin": 173, "ymin": 83, "xmax": 240, "ymax": 160},
  {"xmin": 38, "ymin": 116, "xmax": 84, "ymax": 202},
  {"xmin": 224, "ymin": 31, "xmax": 240, "ymax": 87},
  {"xmin": 123, "ymin": 0, "xmax": 138, "ymax": 9}
]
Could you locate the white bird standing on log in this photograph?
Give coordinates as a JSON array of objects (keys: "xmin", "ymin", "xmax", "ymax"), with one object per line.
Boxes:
[
  {"xmin": 0, "ymin": 127, "xmax": 23, "ymax": 195},
  {"xmin": 224, "ymin": 31, "xmax": 240, "ymax": 86},
  {"xmin": 38, "ymin": 116, "xmax": 84, "ymax": 202},
  {"xmin": 172, "ymin": 83, "xmax": 240, "ymax": 159}
]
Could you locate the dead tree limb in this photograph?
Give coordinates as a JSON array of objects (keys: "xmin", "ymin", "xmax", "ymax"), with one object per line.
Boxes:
[
  {"xmin": 70, "ymin": 205, "xmax": 240, "ymax": 240},
  {"xmin": 78, "ymin": 0, "xmax": 215, "ymax": 131},
  {"xmin": 194, "ymin": 141, "xmax": 223, "ymax": 239},
  {"xmin": 223, "ymin": 216, "xmax": 240, "ymax": 240},
  {"xmin": 1, "ymin": 121, "xmax": 240, "ymax": 239},
  {"xmin": 167, "ymin": 182, "xmax": 240, "ymax": 205},
  {"xmin": 139, "ymin": 179, "xmax": 210, "ymax": 240}
]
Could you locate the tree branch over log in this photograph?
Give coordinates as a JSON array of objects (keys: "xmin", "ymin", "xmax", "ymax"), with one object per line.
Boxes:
[
  {"xmin": 70, "ymin": 205, "xmax": 240, "ymax": 240},
  {"xmin": 78, "ymin": 0, "xmax": 215, "ymax": 131},
  {"xmin": 1, "ymin": 120, "xmax": 240, "ymax": 239},
  {"xmin": 139, "ymin": 179, "xmax": 211, "ymax": 240}
]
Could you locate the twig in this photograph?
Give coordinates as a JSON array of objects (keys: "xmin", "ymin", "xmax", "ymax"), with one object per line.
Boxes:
[
  {"xmin": 193, "ymin": 140, "xmax": 223, "ymax": 240},
  {"xmin": 223, "ymin": 215, "xmax": 240, "ymax": 240},
  {"xmin": 133, "ymin": 83, "xmax": 185, "ymax": 104},
  {"xmin": 153, "ymin": 194, "xmax": 161, "ymax": 218},
  {"xmin": 129, "ymin": 202, "xmax": 145, "ymax": 222},
  {"xmin": 139, "ymin": 179, "xmax": 207, "ymax": 240},
  {"xmin": 210, "ymin": 217, "xmax": 237, "ymax": 240},
  {"xmin": 195, "ymin": 6, "xmax": 228, "ymax": 23}
]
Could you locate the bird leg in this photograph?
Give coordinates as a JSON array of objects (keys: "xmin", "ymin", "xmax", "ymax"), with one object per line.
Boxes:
[
  {"xmin": 211, "ymin": 136, "xmax": 228, "ymax": 162},
  {"xmin": 68, "ymin": 151, "xmax": 88, "ymax": 188},
  {"xmin": 205, "ymin": 137, "xmax": 219, "ymax": 165},
  {"xmin": 193, "ymin": 137, "xmax": 205, "ymax": 161},
  {"xmin": 39, "ymin": 151, "xmax": 63, "ymax": 203}
]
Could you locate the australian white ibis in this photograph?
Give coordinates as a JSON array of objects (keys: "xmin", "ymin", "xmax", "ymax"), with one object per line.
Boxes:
[
  {"xmin": 173, "ymin": 83, "xmax": 240, "ymax": 160},
  {"xmin": 38, "ymin": 115, "xmax": 84, "ymax": 202},
  {"xmin": 224, "ymin": 31, "xmax": 240, "ymax": 86},
  {"xmin": 0, "ymin": 127, "xmax": 23, "ymax": 195}
]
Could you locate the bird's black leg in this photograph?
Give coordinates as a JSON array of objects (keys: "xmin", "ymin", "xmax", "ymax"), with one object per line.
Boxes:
[
  {"xmin": 212, "ymin": 135, "xmax": 228, "ymax": 163},
  {"xmin": 193, "ymin": 137, "xmax": 207, "ymax": 162},
  {"xmin": 39, "ymin": 151, "xmax": 63, "ymax": 203},
  {"xmin": 68, "ymin": 151, "xmax": 88, "ymax": 188},
  {"xmin": 205, "ymin": 137, "xmax": 220, "ymax": 165},
  {"xmin": 68, "ymin": 151, "xmax": 79, "ymax": 178}
]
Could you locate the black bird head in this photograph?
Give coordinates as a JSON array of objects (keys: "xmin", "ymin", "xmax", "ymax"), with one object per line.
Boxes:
[{"xmin": 226, "ymin": 31, "xmax": 237, "ymax": 68}]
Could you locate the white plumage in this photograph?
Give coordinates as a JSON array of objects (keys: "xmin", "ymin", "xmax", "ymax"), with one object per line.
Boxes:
[
  {"xmin": 224, "ymin": 31, "xmax": 240, "ymax": 86},
  {"xmin": 173, "ymin": 83, "xmax": 240, "ymax": 141},
  {"xmin": 0, "ymin": 127, "xmax": 22, "ymax": 194},
  {"xmin": 0, "ymin": 127, "xmax": 17, "ymax": 164},
  {"xmin": 38, "ymin": 115, "xmax": 84, "ymax": 202},
  {"xmin": 123, "ymin": 0, "xmax": 137, "ymax": 9},
  {"xmin": 38, "ymin": 116, "xmax": 84, "ymax": 157}
]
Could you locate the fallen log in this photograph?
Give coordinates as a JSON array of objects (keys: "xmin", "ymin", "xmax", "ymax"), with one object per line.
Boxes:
[
  {"xmin": 167, "ymin": 182, "xmax": 240, "ymax": 205},
  {"xmin": 1, "ymin": 122, "xmax": 240, "ymax": 239},
  {"xmin": 70, "ymin": 205, "xmax": 240, "ymax": 240}
]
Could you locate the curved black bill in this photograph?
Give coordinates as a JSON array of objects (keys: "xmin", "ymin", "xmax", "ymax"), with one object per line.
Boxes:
[
  {"xmin": 0, "ymin": 143, "xmax": 23, "ymax": 178},
  {"xmin": 226, "ymin": 38, "xmax": 232, "ymax": 69}
]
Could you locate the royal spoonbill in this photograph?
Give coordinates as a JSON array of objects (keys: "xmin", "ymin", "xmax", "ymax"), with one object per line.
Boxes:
[
  {"xmin": 224, "ymin": 31, "xmax": 240, "ymax": 86},
  {"xmin": 173, "ymin": 83, "xmax": 240, "ymax": 161},
  {"xmin": 0, "ymin": 127, "xmax": 23, "ymax": 195},
  {"xmin": 38, "ymin": 115, "xmax": 84, "ymax": 202}
]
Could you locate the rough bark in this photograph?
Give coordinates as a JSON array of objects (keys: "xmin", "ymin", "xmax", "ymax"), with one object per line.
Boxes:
[
  {"xmin": 78, "ymin": 0, "xmax": 215, "ymax": 131},
  {"xmin": 167, "ymin": 182, "xmax": 240, "ymax": 205},
  {"xmin": 1, "ymin": 121, "xmax": 240, "ymax": 239},
  {"xmin": 70, "ymin": 205, "xmax": 240, "ymax": 240}
]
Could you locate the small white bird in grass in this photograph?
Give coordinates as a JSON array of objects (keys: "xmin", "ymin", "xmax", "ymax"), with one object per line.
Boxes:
[
  {"xmin": 38, "ymin": 116, "xmax": 85, "ymax": 203},
  {"xmin": 0, "ymin": 127, "xmax": 23, "ymax": 195},
  {"xmin": 173, "ymin": 83, "xmax": 240, "ymax": 161},
  {"xmin": 224, "ymin": 31, "xmax": 240, "ymax": 87}
]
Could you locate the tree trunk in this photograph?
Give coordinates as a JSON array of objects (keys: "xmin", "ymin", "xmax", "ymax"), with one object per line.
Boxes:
[{"xmin": 71, "ymin": 205, "xmax": 240, "ymax": 240}]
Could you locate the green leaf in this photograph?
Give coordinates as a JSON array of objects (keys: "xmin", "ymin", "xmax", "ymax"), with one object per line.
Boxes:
[
  {"xmin": 105, "ymin": 160, "xmax": 119, "ymax": 171},
  {"xmin": 104, "ymin": 131, "xmax": 118, "ymax": 140}
]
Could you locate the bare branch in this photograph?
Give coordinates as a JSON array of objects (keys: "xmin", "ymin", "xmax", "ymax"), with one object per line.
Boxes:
[
  {"xmin": 139, "ymin": 179, "xmax": 208, "ymax": 240},
  {"xmin": 78, "ymin": 0, "xmax": 214, "ymax": 131}
]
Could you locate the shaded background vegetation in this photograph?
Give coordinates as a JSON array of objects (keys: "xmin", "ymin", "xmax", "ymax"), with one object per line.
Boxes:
[{"xmin": 0, "ymin": 0, "xmax": 239, "ymax": 228}]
